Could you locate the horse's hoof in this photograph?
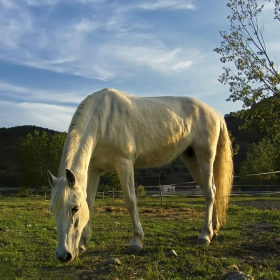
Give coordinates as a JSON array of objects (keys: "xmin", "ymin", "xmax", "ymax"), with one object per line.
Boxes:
[
  {"xmin": 197, "ymin": 237, "xmax": 210, "ymax": 245},
  {"xmin": 212, "ymin": 232, "xmax": 218, "ymax": 240},
  {"xmin": 126, "ymin": 245, "xmax": 143, "ymax": 255},
  {"xmin": 79, "ymin": 245, "xmax": 86, "ymax": 255}
]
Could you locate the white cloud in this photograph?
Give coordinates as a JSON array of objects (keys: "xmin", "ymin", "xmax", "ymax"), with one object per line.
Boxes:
[
  {"xmin": 0, "ymin": 0, "xmax": 200, "ymax": 81},
  {"xmin": 136, "ymin": 0, "xmax": 195, "ymax": 11},
  {"xmin": 0, "ymin": 0, "xmax": 261, "ymax": 131},
  {"xmin": 0, "ymin": 0, "xmax": 17, "ymax": 9},
  {"xmin": 75, "ymin": 18, "xmax": 100, "ymax": 33},
  {"xmin": 109, "ymin": 46, "xmax": 199, "ymax": 73},
  {"xmin": 26, "ymin": 0, "xmax": 57, "ymax": 6},
  {"xmin": 0, "ymin": 81, "xmax": 85, "ymax": 104},
  {"xmin": 267, "ymin": 42, "xmax": 280, "ymax": 53},
  {"xmin": 46, "ymin": 56, "xmax": 77, "ymax": 66},
  {"xmin": 75, "ymin": 0, "xmax": 103, "ymax": 3},
  {"xmin": 0, "ymin": 3, "xmax": 33, "ymax": 49},
  {"xmin": 0, "ymin": 100, "xmax": 74, "ymax": 131}
]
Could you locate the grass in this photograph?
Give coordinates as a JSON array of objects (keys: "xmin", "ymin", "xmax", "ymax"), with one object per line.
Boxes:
[{"xmin": 1, "ymin": 195, "xmax": 280, "ymax": 279}]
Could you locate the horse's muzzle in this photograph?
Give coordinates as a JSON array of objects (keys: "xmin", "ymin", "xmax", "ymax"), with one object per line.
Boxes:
[{"xmin": 56, "ymin": 251, "xmax": 73, "ymax": 262}]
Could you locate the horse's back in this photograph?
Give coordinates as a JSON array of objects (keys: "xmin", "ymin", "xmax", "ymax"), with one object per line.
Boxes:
[
  {"xmin": 75, "ymin": 88, "xmax": 221, "ymax": 168},
  {"xmin": 89, "ymin": 88, "xmax": 217, "ymax": 124}
]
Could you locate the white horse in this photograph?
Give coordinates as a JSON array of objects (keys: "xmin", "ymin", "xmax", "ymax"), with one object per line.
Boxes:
[{"xmin": 47, "ymin": 88, "xmax": 233, "ymax": 262}]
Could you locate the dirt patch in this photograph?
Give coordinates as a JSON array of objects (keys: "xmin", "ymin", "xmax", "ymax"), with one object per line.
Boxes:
[
  {"xmin": 94, "ymin": 206, "xmax": 128, "ymax": 214},
  {"xmin": 94, "ymin": 205, "xmax": 204, "ymax": 220}
]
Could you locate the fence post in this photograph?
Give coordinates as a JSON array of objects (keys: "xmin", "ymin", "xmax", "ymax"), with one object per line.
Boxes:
[
  {"xmin": 160, "ymin": 185, "xmax": 163, "ymax": 204},
  {"xmin": 113, "ymin": 188, "xmax": 115, "ymax": 201},
  {"xmin": 103, "ymin": 192, "xmax": 105, "ymax": 200}
]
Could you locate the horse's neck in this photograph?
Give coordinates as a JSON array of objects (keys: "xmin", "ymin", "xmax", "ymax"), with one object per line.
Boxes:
[{"xmin": 59, "ymin": 130, "xmax": 94, "ymax": 190}]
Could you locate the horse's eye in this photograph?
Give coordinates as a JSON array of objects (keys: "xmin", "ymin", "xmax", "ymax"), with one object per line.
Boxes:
[{"xmin": 71, "ymin": 206, "xmax": 79, "ymax": 215}]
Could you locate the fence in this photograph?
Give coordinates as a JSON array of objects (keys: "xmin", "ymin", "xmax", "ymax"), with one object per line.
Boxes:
[
  {"xmin": 96, "ymin": 190, "xmax": 123, "ymax": 200},
  {"xmin": 1, "ymin": 185, "xmax": 280, "ymax": 199},
  {"xmin": 94, "ymin": 185, "xmax": 280, "ymax": 201}
]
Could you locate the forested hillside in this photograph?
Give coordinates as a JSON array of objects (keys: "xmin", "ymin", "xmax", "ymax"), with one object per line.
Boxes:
[
  {"xmin": 0, "ymin": 115, "xmax": 264, "ymax": 187},
  {"xmin": 225, "ymin": 113, "xmax": 265, "ymax": 173},
  {"xmin": 0, "ymin": 126, "xmax": 57, "ymax": 187}
]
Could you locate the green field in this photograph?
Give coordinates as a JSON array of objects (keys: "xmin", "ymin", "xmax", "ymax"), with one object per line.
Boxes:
[{"xmin": 1, "ymin": 195, "xmax": 280, "ymax": 280}]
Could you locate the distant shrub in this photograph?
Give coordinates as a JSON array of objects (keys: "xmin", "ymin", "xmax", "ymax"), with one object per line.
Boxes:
[{"xmin": 137, "ymin": 185, "xmax": 146, "ymax": 198}]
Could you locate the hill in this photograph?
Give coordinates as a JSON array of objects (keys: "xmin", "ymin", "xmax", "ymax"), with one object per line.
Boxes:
[
  {"xmin": 0, "ymin": 126, "xmax": 56, "ymax": 187},
  {"xmin": 0, "ymin": 117, "xmax": 264, "ymax": 187}
]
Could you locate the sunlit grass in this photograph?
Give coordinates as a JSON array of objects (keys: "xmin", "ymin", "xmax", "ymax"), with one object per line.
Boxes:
[{"xmin": 1, "ymin": 195, "xmax": 280, "ymax": 279}]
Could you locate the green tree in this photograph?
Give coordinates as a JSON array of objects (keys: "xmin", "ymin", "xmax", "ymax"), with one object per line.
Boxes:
[
  {"xmin": 228, "ymin": 130, "xmax": 240, "ymax": 156},
  {"xmin": 240, "ymin": 138, "xmax": 280, "ymax": 184},
  {"xmin": 14, "ymin": 130, "xmax": 66, "ymax": 192},
  {"xmin": 137, "ymin": 185, "xmax": 146, "ymax": 198},
  {"xmin": 100, "ymin": 171, "xmax": 121, "ymax": 190},
  {"xmin": 47, "ymin": 132, "xmax": 67, "ymax": 174},
  {"xmin": 214, "ymin": 0, "xmax": 280, "ymax": 141}
]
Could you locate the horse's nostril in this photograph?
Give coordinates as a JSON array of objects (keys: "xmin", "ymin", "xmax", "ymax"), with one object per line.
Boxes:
[
  {"xmin": 57, "ymin": 251, "xmax": 72, "ymax": 262},
  {"xmin": 65, "ymin": 252, "xmax": 72, "ymax": 261}
]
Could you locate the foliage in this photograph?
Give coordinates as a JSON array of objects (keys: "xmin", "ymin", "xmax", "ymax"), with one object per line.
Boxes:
[
  {"xmin": 98, "ymin": 184, "xmax": 111, "ymax": 192},
  {"xmin": 47, "ymin": 132, "xmax": 67, "ymax": 173},
  {"xmin": 14, "ymin": 130, "xmax": 66, "ymax": 190},
  {"xmin": 240, "ymin": 138, "xmax": 280, "ymax": 183},
  {"xmin": 137, "ymin": 184, "xmax": 146, "ymax": 197},
  {"xmin": 228, "ymin": 130, "xmax": 240, "ymax": 156},
  {"xmin": 100, "ymin": 171, "xmax": 121, "ymax": 190},
  {"xmin": 214, "ymin": 0, "xmax": 280, "ymax": 141}
]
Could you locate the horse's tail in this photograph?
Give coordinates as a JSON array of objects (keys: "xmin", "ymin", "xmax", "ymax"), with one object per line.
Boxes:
[{"xmin": 213, "ymin": 114, "xmax": 234, "ymax": 227}]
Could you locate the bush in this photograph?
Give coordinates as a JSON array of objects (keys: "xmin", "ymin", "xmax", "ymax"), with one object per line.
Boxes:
[{"xmin": 137, "ymin": 185, "xmax": 146, "ymax": 198}]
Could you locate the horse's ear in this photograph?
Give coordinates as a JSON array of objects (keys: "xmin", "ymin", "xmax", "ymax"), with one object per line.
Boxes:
[
  {"xmin": 47, "ymin": 170, "xmax": 57, "ymax": 188},
  {"xmin": 65, "ymin": 168, "xmax": 76, "ymax": 187}
]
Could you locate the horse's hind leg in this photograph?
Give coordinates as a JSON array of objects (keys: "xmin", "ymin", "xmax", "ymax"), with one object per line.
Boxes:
[
  {"xmin": 116, "ymin": 158, "xmax": 144, "ymax": 255},
  {"xmin": 181, "ymin": 152, "xmax": 216, "ymax": 244},
  {"xmin": 79, "ymin": 165, "xmax": 103, "ymax": 253},
  {"xmin": 212, "ymin": 202, "xmax": 220, "ymax": 238}
]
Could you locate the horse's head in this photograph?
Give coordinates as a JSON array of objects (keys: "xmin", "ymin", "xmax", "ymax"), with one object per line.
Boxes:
[{"xmin": 47, "ymin": 169, "xmax": 89, "ymax": 262}]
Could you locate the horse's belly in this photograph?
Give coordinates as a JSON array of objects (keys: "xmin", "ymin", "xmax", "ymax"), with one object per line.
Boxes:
[
  {"xmin": 134, "ymin": 146, "xmax": 184, "ymax": 168},
  {"xmin": 134, "ymin": 158, "xmax": 172, "ymax": 168}
]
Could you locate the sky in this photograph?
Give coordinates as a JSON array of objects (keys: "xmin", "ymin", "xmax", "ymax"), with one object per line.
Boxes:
[{"xmin": 0, "ymin": 0, "xmax": 279, "ymax": 132}]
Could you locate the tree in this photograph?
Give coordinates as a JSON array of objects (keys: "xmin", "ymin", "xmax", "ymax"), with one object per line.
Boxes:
[
  {"xmin": 14, "ymin": 130, "xmax": 66, "ymax": 191},
  {"xmin": 214, "ymin": 0, "xmax": 280, "ymax": 141},
  {"xmin": 228, "ymin": 130, "xmax": 240, "ymax": 156},
  {"xmin": 137, "ymin": 185, "xmax": 146, "ymax": 198},
  {"xmin": 47, "ymin": 132, "xmax": 67, "ymax": 174},
  {"xmin": 100, "ymin": 171, "xmax": 121, "ymax": 190},
  {"xmin": 240, "ymin": 138, "xmax": 280, "ymax": 184}
]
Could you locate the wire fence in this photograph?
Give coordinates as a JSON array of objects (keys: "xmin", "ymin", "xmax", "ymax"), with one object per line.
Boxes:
[
  {"xmin": 1, "ymin": 171, "xmax": 280, "ymax": 199},
  {"xmin": 94, "ymin": 186, "xmax": 280, "ymax": 201},
  {"xmin": 1, "ymin": 185, "xmax": 280, "ymax": 197}
]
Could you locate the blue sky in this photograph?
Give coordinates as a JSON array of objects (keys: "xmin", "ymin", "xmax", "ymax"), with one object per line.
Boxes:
[{"xmin": 0, "ymin": 0, "xmax": 279, "ymax": 132}]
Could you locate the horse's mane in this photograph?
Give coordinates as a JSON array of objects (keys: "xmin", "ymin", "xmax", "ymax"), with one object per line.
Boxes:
[
  {"xmin": 50, "ymin": 179, "xmax": 71, "ymax": 215},
  {"xmin": 69, "ymin": 94, "xmax": 95, "ymax": 131},
  {"xmin": 58, "ymin": 94, "xmax": 95, "ymax": 176}
]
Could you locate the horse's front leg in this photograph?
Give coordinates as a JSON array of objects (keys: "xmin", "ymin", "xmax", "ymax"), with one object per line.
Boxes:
[
  {"xmin": 79, "ymin": 166, "xmax": 103, "ymax": 254},
  {"xmin": 116, "ymin": 158, "xmax": 144, "ymax": 255}
]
